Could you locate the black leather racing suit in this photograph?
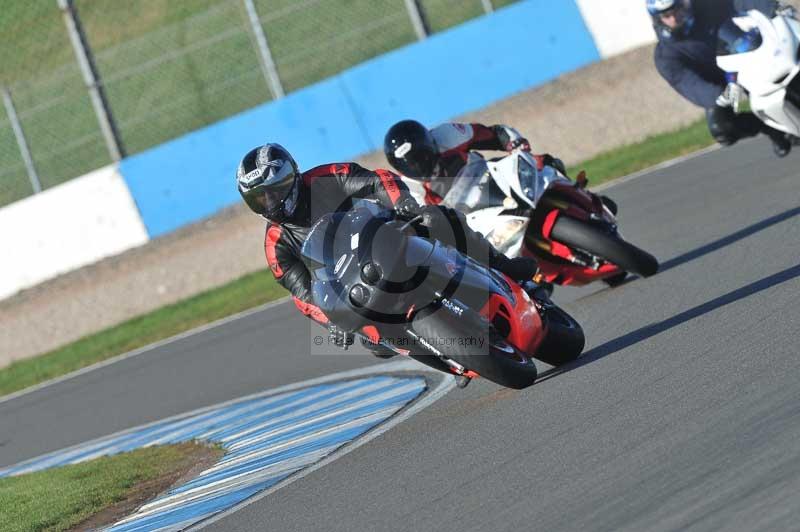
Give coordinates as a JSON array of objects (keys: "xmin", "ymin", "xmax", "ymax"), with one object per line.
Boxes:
[{"xmin": 264, "ymin": 162, "xmax": 502, "ymax": 327}]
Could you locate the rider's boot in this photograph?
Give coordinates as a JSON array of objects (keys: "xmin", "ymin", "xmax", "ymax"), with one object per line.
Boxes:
[
  {"xmin": 521, "ymin": 279, "xmax": 553, "ymax": 303},
  {"xmin": 768, "ymin": 130, "xmax": 792, "ymax": 157},
  {"xmin": 361, "ymin": 337, "xmax": 397, "ymax": 359},
  {"xmin": 455, "ymin": 374, "xmax": 472, "ymax": 389}
]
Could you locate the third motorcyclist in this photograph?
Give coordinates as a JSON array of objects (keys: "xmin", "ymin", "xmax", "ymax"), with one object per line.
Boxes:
[
  {"xmin": 647, "ymin": 0, "xmax": 795, "ymax": 156},
  {"xmin": 383, "ymin": 119, "xmax": 569, "ymax": 206}
]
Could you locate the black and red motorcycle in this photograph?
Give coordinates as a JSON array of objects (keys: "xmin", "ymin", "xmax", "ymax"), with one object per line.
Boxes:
[{"xmin": 301, "ymin": 203, "xmax": 585, "ymax": 389}]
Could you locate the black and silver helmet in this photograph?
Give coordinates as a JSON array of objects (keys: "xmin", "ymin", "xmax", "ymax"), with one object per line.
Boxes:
[
  {"xmin": 237, "ymin": 143, "xmax": 300, "ymax": 222},
  {"xmin": 384, "ymin": 119, "xmax": 439, "ymax": 179}
]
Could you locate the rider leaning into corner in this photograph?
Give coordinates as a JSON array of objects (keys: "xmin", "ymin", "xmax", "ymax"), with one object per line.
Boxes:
[
  {"xmin": 383, "ymin": 120, "xmax": 570, "ymax": 206},
  {"xmin": 648, "ymin": 0, "xmax": 797, "ymax": 157},
  {"xmin": 236, "ymin": 143, "xmax": 539, "ymax": 356}
]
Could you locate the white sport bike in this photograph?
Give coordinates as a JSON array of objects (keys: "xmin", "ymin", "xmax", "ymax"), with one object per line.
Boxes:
[
  {"xmin": 406, "ymin": 150, "xmax": 658, "ymax": 288},
  {"xmin": 716, "ymin": 9, "xmax": 800, "ymax": 138}
]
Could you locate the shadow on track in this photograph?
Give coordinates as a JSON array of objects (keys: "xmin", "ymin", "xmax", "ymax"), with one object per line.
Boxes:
[
  {"xmin": 659, "ymin": 206, "xmax": 800, "ymax": 273},
  {"xmin": 538, "ymin": 263, "xmax": 800, "ymax": 384}
]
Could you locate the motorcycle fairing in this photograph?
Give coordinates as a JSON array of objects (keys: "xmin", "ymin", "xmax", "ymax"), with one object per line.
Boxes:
[{"xmin": 717, "ymin": 11, "xmax": 800, "ymax": 136}]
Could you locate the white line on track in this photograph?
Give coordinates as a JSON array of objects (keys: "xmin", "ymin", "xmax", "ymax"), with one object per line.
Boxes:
[
  {"xmin": 189, "ymin": 361, "xmax": 455, "ymax": 531},
  {"xmin": 1, "ymin": 359, "xmax": 455, "ymax": 529}
]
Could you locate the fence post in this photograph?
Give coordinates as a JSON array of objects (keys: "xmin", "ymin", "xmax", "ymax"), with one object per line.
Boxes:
[
  {"xmin": 2, "ymin": 87, "xmax": 42, "ymax": 194},
  {"xmin": 481, "ymin": 0, "xmax": 494, "ymax": 14},
  {"xmin": 404, "ymin": 0, "xmax": 430, "ymax": 40},
  {"xmin": 242, "ymin": 0, "xmax": 285, "ymax": 99},
  {"xmin": 57, "ymin": 0, "xmax": 125, "ymax": 161}
]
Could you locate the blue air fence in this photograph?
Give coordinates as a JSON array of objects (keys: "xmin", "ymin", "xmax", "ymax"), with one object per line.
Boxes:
[
  {"xmin": 120, "ymin": 0, "xmax": 600, "ymax": 238},
  {"xmin": 0, "ymin": 0, "xmax": 508, "ymax": 208}
]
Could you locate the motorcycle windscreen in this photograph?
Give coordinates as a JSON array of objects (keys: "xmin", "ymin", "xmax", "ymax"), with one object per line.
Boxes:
[
  {"xmin": 301, "ymin": 203, "xmax": 404, "ymax": 282},
  {"xmin": 443, "ymin": 158, "xmax": 506, "ymax": 213},
  {"xmin": 717, "ymin": 19, "xmax": 762, "ymax": 56},
  {"xmin": 516, "ymin": 154, "xmax": 571, "ymax": 208}
]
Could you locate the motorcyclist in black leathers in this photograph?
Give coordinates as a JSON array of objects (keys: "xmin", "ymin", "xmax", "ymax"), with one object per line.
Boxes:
[
  {"xmin": 236, "ymin": 143, "xmax": 539, "ymax": 353},
  {"xmin": 648, "ymin": 0, "xmax": 795, "ymax": 157}
]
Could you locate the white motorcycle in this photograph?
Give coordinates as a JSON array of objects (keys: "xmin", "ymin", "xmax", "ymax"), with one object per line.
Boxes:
[
  {"xmin": 412, "ymin": 151, "xmax": 658, "ymax": 288},
  {"xmin": 716, "ymin": 9, "xmax": 800, "ymax": 137}
]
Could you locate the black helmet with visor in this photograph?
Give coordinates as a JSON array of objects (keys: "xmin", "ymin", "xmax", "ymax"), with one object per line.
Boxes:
[{"xmin": 383, "ymin": 120, "xmax": 440, "ymax": 179}]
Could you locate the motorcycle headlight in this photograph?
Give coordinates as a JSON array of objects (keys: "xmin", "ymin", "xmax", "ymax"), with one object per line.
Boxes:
[{"xmin": 487, "ymin": 219, "xmax": 527, "ymax": 253}]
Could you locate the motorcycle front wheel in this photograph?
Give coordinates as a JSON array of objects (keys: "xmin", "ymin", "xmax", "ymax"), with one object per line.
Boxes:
[
  {"xmin": 411, "ymin": 307, "xmax": 538, "ymax": 390},
  {"xmin": 534, "ymin": 305, "xmax": 585, "ymax": 367},
  {"xmin": 550, "ymin": 215, "xmax": 659, "ymax": 278}
]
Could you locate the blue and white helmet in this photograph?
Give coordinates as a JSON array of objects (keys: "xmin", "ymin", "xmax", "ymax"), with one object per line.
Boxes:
[{"xmin": 647, "ymin": 0, "xmax": 694, "ymax": 39}]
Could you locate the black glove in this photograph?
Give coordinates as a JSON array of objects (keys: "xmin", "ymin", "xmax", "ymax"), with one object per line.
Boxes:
[
  {"xmin": 328, "ymin": 325, "xmax": 354, "ymax": 350},
  {"xmin": 394, "ymin": 196, "xmax": 423, "ymax": 221}
]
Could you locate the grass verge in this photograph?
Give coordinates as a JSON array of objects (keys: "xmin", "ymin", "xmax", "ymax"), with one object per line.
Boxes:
[
  {"xmin": 0, "ymin": 118, "xmax": 715, "ymax": 398},
  {"xmin": 0, "ymin": 442, "xmax": 223, "ymax": 532},
  {"xmin": 0, "ymin": 269, "xmax": 285, "ymax": 397},
  {"xmin": 568, "ymin": 118, "xmax": 714, "ymax": 184},
  {"xmin": 1, "ymin": 1, "xmax": 509, "ymax": 207}
]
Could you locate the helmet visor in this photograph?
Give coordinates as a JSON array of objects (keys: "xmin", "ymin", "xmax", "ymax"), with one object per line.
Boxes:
[
  {"xmin": 392, "ymin": 149, "xmax": 438, "ymax": 178},
  {"xmin": 241, "ymin": 163, "xmax": 297, "ymax": 219}
]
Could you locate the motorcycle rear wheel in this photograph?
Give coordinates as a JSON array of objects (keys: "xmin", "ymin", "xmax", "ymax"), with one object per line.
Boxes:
[{"xmin": 550, "ymin": 216, "xmax": 659, "ymax": 278}]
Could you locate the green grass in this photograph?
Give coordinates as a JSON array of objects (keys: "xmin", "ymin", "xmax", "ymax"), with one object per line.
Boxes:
[
  {"xmin": 0, "ymin": 0, "xmax": 514, "ymax": 207},
  {"xmin": 0, "ymin": 269, "xmax": 285, "ymax": 397},
  {"xmin": 0, "ymin": 442, "xmax": 222, "ymax": 532},
  {"xmin": 0, "ymin": 118, "xmax": 716, "ymax": 400},
  {"xmin": 568, "ymin": 118, "xmax": 714, "ymax": 185}
]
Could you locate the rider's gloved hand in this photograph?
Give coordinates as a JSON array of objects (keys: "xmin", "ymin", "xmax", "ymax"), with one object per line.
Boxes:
[
  {"xmin": 716, "ymin": 82, "xmax": 743, "ymax": 108},
  {"xmin": 328, "ymin": 325, "xmax": 355, "ymax": 350},
  {"xmin": 494, "ymin": 125, "xmax": 531, "ymax": 152},
  {"xmin": 394, "ymin": 196, "xmax": 423, "ymax": 221},
  {"xmin": 506, "ymin": 137, "xmax": 531, "ymax": 152},
  {"xmin": 776, "ymin": 3, "xmax": 797, "ymax": 18}
]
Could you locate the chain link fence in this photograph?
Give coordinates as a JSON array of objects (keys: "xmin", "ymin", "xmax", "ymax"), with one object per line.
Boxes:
[{"xmin": 0, "ymin": 0, "xmax": 516, "ymax": 208}]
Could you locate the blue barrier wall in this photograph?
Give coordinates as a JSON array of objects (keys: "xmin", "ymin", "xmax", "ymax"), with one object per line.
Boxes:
[
  {"xmin": 120, "ymin": 76, "xmax": 371, "ymax": 239},
  {"xmin": 341, "ymin": 0, "xmax": 600, "ymax": 148},
  {"xmin": 121, "ymin": 0, "xmax": 599, "ymax": 238}
]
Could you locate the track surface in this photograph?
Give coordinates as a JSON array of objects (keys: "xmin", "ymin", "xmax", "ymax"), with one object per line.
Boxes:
[{"xmin": 2, "ymin": 138, "xmax": 799, "ymax": 531}]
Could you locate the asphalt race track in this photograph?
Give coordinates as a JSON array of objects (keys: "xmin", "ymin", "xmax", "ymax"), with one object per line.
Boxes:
[{"xmin": 2, "ymin": 137, "xmax": 799, "ymax": 531}]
